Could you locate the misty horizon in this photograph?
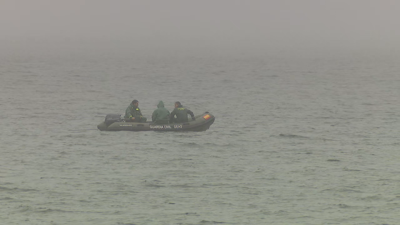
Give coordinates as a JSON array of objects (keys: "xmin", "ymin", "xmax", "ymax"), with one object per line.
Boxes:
[{"xmin": 1, "ymin": 0, "xmax": 400, "ymax": 54}]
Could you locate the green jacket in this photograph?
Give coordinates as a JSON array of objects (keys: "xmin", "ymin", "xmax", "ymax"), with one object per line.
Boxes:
[
  {"xmin": 152, "ymin": 101, "xmax": 170, "ymax": 124},
  {"xmin": 169, "ymin": 106, "xmax": 195, "ymax": 123},
  {"xmin": 124, "ymin": 103, "xmax": 144, "ymax": 121}
]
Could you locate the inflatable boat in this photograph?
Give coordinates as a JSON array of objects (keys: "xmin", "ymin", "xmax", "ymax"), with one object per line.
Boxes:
[{"xmin": 97, "ymin": 112, "xmax": 215, "ymax": 131}]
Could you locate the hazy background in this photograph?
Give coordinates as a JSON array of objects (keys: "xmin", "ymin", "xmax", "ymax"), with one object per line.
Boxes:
[
  {"xmin": 1, "ymin": 0, "xmax": 400, "ymax": 54},
  {"xmin": 2, "ymin": 1, "xmax": 400, "ymax": 224}
]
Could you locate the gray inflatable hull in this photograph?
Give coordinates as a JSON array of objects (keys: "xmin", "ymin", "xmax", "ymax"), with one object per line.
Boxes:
[{"xmin": 98, "ymin": 112, "xmax": 215, "ymax": 131}]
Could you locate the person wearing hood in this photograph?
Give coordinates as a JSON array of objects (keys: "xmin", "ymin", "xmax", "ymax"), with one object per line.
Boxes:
[
  {"xmin": 169, "ymin": 101, "xmax": 195, "ymax": 123},
  {"xmin": 152, "ymin": 101, "xmax": 170, "ymax": 124},
  {"xmin": 124, "ymin": 99, "xmax": 147, "ymax": 122}
]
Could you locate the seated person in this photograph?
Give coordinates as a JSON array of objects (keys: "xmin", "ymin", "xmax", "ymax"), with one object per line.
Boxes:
[
  {"xmin": 124, "ymin": 99, "xmax": 147, "ymax": 122},
  {"xmin": 169, "ymin": 101, "xmax": 195, "ymax": 123},
  {"xmin": 152, "ymin": 101, "xmax": 170, "ymax": 124}
]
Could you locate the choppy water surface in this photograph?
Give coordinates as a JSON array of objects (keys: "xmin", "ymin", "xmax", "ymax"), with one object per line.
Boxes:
[{"xmin": 1, "ymin": 46, "xmax": 399, "ymax": 224}]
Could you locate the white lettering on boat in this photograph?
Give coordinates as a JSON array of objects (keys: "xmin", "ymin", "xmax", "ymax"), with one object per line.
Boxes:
[{"xmin": 150, "ymin": 125, "xmax": 182, "ymax": 129}]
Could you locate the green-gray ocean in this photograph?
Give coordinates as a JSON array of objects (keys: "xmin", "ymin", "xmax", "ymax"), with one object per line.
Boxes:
[{"xmin": 1, "ymin": 44, "xmax": 399, "ymax": 225}]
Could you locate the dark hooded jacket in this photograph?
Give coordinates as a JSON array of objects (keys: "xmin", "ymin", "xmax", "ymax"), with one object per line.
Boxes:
[
  {"xmin": 169, "ymin": 105, "xmax": 195, "ymax": 123},
  {"xmin": 152, "ymin": 101, "xmax": 170, "ymax": 124}
]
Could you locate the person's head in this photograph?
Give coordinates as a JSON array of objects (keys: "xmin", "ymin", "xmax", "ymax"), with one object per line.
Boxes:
[
  {"xmin": 157, "ymin": 101, "xmax": 164, "ymax": 108},
  {"xmin": 132, "ymin": 99, "xmax": 139, "ymax": 107},
  {"xmin": 174, "ymin": 101, "xmax": 182, "ymax": 108}
]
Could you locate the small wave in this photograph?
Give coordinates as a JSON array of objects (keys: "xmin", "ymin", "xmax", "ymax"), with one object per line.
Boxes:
[
  {"xmin": 35, "ymin": 208, "xmax": 74, "ymax": 213},
  {"xmin": 327, "ymin": 159, "xmax": 340, "ymax": 162},
  {"xmin": 204, "ymin": 142, "xmax": 235, "ymax": 147},
  {"xmin": 359, "ymin": 194, "xmax": 384, "ymax": 201},
  {"xmin": 278, "ymin": 134, "xmax": 310, "ymax": 139},
  {"xmin": 0, "ymin": 186, "xmax": 38, "ymax": 192},
  {"xmin": 0, "ymin": 186, "xmax": 13, "ymax": 191},
  {"xmin": 342, "ymin": 167, "xmax": 361, "ymax": 172},
  {"xmin": 200, "ymin": 220, "xmax": 226, "ymax": 224},
  {"xmin": 337, "ymin": 204, "xmax": 361, "ymax": 209},
  {"xmin": 144, "ymin": 183, "xmax": 165, "ymax": 188},
  {"xmin": 144, "ymin": 180, "xmax": 165, "ymax": 188},
  {"xmin": 337, "ymin": 188, "xmax": 362, "ymax": 193},
  {"xmin": 181, "ymin": 142, "xmax": 203, "ymax": 148},
  {"xmin": 170, "ymin": 184, "xmax": 195, "ymax": 188}
]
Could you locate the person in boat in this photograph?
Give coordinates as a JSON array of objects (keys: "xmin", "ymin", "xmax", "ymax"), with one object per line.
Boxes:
[
  {"xmin": 169, "ymin": 101, "xmax": 195, "ymax": 123},
  {"xmin": 152, "ymin": 101, "xmax": 170, "ymax": 124},
  {"xmin": 124, "ymin": 99, "xmax": 147, "ymax": 122}
]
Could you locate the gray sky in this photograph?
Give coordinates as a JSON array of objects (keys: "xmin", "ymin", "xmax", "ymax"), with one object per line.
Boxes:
[{"xmin": 1, "ymin": 0, "xmax": 400, "ymax": 51}]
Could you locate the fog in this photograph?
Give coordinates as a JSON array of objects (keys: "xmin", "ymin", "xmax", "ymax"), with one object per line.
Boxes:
[{"xmin": 1, "ymin": 0, "xmax": 400, "ymax": 54}]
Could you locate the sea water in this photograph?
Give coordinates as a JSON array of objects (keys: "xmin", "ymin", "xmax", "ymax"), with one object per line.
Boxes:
[{"xmin": 1, "ymin": 45, "xmax": 399, "ymax": 224}]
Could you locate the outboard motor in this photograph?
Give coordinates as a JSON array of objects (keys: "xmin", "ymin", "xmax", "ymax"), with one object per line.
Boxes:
[{"xmin": 105, "ymin": 114, "xmax": 122, "ymax": 126}]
